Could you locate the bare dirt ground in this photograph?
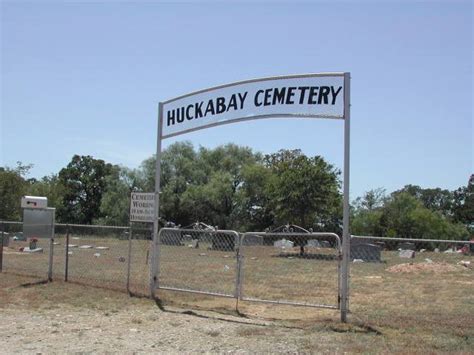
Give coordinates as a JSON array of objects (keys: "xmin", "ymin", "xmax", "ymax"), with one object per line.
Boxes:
[{"xmin": 1, "ymin": 273, "xmax": 473, "ymax": 354}]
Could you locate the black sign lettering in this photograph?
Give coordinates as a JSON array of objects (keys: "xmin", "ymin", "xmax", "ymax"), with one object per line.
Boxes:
[
  {"xmin": 254, "ymin": 90, "xmax": 263, "ymax": 107},
  {"xmin": 331, "ymin": 86, "xmax": 342, "ymax": 104},
  {"xmin": 272, "ymin": 87, "xmax": 286, "ymax": 105},
  {"xmin": 164, "ymin": 84, "xmax": 343, "ymax": 128},
  {"xmin": 318, "ymin": 86, "xmax": 330, "ymax": 104},
  {"xmin": 285, "ymin": 86, "xmax": 296, "ymax": 105}
]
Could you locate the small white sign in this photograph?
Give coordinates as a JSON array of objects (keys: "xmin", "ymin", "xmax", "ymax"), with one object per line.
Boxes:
[{"xmin": 130, "ymin": 192, "xmax": 155, "ymax": 223}]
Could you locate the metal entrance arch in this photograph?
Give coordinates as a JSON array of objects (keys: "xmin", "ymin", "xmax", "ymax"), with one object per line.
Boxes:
[{"xmin": 151, "ymin": 72, "xmax": 351, "ymax": 321}]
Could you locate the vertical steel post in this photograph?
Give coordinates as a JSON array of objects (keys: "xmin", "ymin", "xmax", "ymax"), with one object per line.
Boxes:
[
  {"xmin": 126, "ymin": 222, "xmax": 132, "ymax": 293},
  {"xmin": 0, "ymin": 221, "xmax": 4, "ymax": 272},
  {"xmin": 48, "ymin": 208, "xmax": 56, "ymax": 282},
  {"xmin": 340, "ymin": 72, "xmax": 351, "ymax": 322},
  {"xmin": 65, "ymin": 224, "xmax": 69, "ymax": 281},
  {"xmin": 150, "ymin": 102, "xmax": 163, "ymax": 298}
]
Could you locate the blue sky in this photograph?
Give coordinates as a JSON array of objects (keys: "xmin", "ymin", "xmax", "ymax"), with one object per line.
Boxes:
[{"xmin": 1, "ymin": 0, "xmax": 472, "ymax": 199}]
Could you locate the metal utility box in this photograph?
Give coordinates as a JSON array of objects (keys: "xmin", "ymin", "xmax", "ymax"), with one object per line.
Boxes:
[
  {"xmin": 21, "ymin": 196, "xmax": 48, "ymax": 209},
  {"xmin": 23, "ymin": 208, "xmax": 55, "ymax": 239}
]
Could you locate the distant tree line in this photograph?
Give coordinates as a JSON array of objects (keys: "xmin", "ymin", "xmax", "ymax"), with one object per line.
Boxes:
[{"xmin": 0, "ymin": 142, "xmax": 472, "ymax": 240}]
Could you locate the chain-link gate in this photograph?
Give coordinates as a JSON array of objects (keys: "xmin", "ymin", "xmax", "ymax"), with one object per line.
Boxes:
[
  {"xmin": 156, "ymin": 228, "xmax": 240, "ymax": 298},
  {"xmin": 239, "ymin": 232, "xmax": 342, "ymax": 309}
]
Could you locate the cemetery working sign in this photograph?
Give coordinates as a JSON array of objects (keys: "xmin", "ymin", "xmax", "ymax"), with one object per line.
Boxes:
[{"xmin": 130, "ymin": 193, "xmax": 155, "ymax": 223}]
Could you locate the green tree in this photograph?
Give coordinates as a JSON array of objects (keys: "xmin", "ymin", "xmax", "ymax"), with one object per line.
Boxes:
[
  {"xmin": 96, "ymin": 166, "xmax": 142, "ymax": 225},
  {"xmin": 0, "ymin": 162, "xmax": 32, "ymax": 220},
  {"xmin": 394, "ymin": 184, "xmax": 454, "ymax": 217},
  {"xmin": 379, "ymin": 192, "xmax": 468, "ymax": 240},
  {"xmin": 27, "ymin": 174, "xmax": 64, "ymax": 209},
  {"xmin": 234, "ymin": 163, "xmax": 275, "ymax": 231},
  {"xmin": 452, "ymin": 175, "xmax": 474, "ymax": 228},
  {"xmin": 57, "ymin": 155, "xmax": 114, "ymax": 224},
  {"xmin": 264, "ymin": 149, "xmax": 341, "ymax": 231}
]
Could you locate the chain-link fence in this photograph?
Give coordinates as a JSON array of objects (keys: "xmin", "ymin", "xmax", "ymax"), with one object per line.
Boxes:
[
  {"xmin": 1, "ymin": 221, "xmax": 153, "ymax": 294},
  {"xmin": 57, "ymin": 224, "xmax": 131, "ymax": 290},
  {"xmin": 4, "ymin": 219, "xmax": 472, "ymax": 324},
  {"xmin": 240, "ymin": 232, "xmax": 341, "ymax": 308},
  {"xmin": 127, "ymin": 223, "xmax": 153, "ymax": 296},
  {"xmin": 1, "ymin": 221, "xmax": 58, "ymax": 281},
  {"xmin": 156, "ymin": 228, "xmax": 240, "ymax": 298},
  {"xmin": 349, "ymin": 235, "xmax": 474, "ymax": 328}
]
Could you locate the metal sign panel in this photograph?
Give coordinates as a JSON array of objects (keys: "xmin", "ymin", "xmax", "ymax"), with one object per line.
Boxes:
[
  {"xmin": 162, "ymin": 73, "xmax": 346, "ymax": 138},
  {"xmin": 23, "ymin": 208, "xmax": 54, "ymax": 239},
  {"xmin": 130, "ymin": 192, "xmax": 155, "ymax": 223}
]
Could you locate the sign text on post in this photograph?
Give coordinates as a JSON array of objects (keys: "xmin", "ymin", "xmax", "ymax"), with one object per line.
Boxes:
[{"xmin": 130, "ymin": 192, "xmax": 155, "ymax": 223}]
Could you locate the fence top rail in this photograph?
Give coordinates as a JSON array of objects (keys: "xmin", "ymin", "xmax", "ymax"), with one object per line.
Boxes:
[
  {"xmin": 55, "ymin": 223, "xmax": 130, "ymax": 230},
  {"xmin": 243, "ymin": 231, "xmax": 340, "ymax": 238},
  {"xmin": 159, "ymin": 227, "xmax": 239, "ymax": 236},
  {"xmin": 1, "ymin": 221, "xmax": 23, "ymax": 225},
  {"xmin": 352, "ymin": 235, "xmax": 473, "ymax": 244}
]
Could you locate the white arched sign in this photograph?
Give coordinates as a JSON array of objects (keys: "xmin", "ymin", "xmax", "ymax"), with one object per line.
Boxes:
[{"xmin": 151, "ymin": 72, "xmax": 351, "ymax": 321}]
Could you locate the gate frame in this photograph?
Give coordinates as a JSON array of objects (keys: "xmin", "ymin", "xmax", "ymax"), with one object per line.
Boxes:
[
  {"xmin": 151, "ymin": 73, "xmax": 351, "ymax": 321},
  {"xmin": 155, "ymin": 227, "xmax": 240, "ymax": 298},
  {"xmin": 239, "ymin": 231, "xmax": 342, "ymax": 309}
]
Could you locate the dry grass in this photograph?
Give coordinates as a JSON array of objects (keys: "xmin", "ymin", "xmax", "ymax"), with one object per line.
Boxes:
[{"xmin": 2, "ymin": 236, "xmax": 474, "ymax": 352}]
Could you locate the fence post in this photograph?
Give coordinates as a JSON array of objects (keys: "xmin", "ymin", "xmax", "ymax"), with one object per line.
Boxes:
[
  {"xmin": 65, "ymin": 224, "xmax": 69, "ymax": 282},
  {"xmin": 126, "ymin": 223, "xmax": 132, "ymax": 293},
  {"xmin": 48, "ymin": 210, "xmax": 55, "ymax": 282},
  {"xmin": 0, "ymin": 221, "xmax": 4, "ymax": 273},
  {"xmin": 235, "ymin": 233, "xmax": 243, "ymax": 300}
]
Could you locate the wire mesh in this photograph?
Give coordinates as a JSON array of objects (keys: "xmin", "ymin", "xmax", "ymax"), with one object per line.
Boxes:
[
  {"xmin": 349, "ymin": 235, "xmax": 474, "ymax": 328},
  {"xmin": 127, "ymin": 224, "xmax": 153, "ymax": 296},
  {"xmin": 57, "ymin": 224, "xmax": 131, "ymax": 290},
  {"xmin": 240, "ymin": 232, "xmax": 341, "ymax": 308},
  {"xmin": 1, "ymin": 221, "xmax": 56, "ymax": 280},
  {"xmin": 157, "ymin": 228, "xmax": 240, "ymax": 297}
]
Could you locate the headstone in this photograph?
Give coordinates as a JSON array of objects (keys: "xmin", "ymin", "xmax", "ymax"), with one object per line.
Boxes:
[
  {"xmin": 320, "ymin": 240, "xmax": 331, "ymax": 248},
  {"xmin": 68, "ymin": 244, "xmax": 78, "ymax": 248},
  {"xmin": 190, "ymin": 239, "xmax": 199, "ymax": 248},
  {"xmin": 95, "ymin": 246, "xmax": 109, "ymax": 250},
  {"xmin": 2, "ymin": 234, "xmax": 10, "ymax": 247},
  {"xmin": 79, "ymin": 245, "xmax": 93, "ymax": 249},
  {"xmin": 398, "ymin": 242, "xmax": 415, "ymax": 251},
  {"xmin": 274, "ymin": 239, "xmax": 294, "ymax": 248},
  {"xmin": 13, "ymin": 232, "xmax": 26, "ymax": 241},
  {"xmin": 350, "ymin": 243, "xmax": 381, "ymax": 262},
  {"xmin": 242, "ymin": 235, "xmax": 264, "ymax": 246},
  {"xmin": 399, "ymin": 249, "xmax": 415, "ymax": 258},
  {"xmin": 306, "ymin": 239, "xmax": 321, "ymax": 248},
  {"xmin": 182, "ymin": 234, "xmax": 193, "ymax": 244},
  {"xmin": 93, "ymin": 253, "xmax": 101, "ymax": 257},
  {"xmin": 22, "ymin": 247, "xmax": 44, "ymax": 253}
]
